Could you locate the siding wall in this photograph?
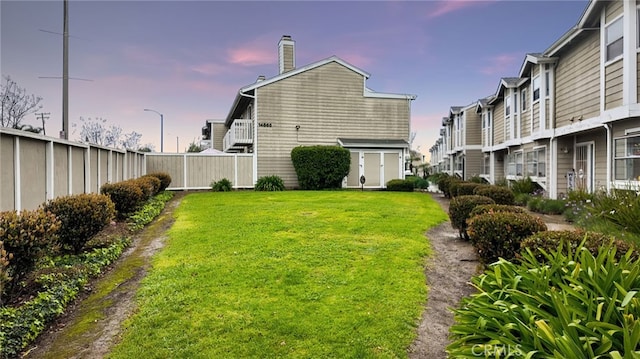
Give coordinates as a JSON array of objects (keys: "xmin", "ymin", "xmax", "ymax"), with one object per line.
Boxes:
[
  {"xmin": 212, "ymin": 123, "xmax": 227, "ymax": 151},
  {"xmin": 605, "ymin": 59, "xmax": 624, "ymax": 110},
  {"xmin": 555, "ymin": 30, "xmax": 600, "ymax": 124},
  {"xmin": 464, "ymin": 149, "xmax": 483, "ymax": 179},
  {"xmin": 255, "ymin": 62, "xmax": 410, "ymax": 187},
  {"xmin": 605, "ymin": 0, "xmax": 623, "ymax": 23},
  {"xmin": 464, "ymin": 110, "xmax": 481, "ymax": 145},
  {"xmin": 493, "ymin": 101, "xmax": 505, "ymax": 144}
]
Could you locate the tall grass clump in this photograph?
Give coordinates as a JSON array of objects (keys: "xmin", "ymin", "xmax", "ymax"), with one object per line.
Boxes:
[{"xmin": 448, "ymin": 239, "xmax": 640, "ymax": 357}]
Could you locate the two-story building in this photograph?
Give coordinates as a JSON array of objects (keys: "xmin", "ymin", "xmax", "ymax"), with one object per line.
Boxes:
[
  {"xmin": 430, "ymin": 0, "xmax": 640, "ymax": 199},
  {"xmin": 204, "ymin": 35, "xmax": 417, "ymax": 189}
]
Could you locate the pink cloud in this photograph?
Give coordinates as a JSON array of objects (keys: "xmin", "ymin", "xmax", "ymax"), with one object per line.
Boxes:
[
  {"xmin": 190, "ymin": 62, "xmax": 226, "ymax": 76},
  {"xmin": 479, "ymin": 53, "xmax": 520, "ymax": 75},
  {"xmin": 427, "ymin": 1, "xmax": 495, "ymax": 19},
  {"xmin": 339, "ymin": 52, "xmax": 374, "ymax": 69},
  {"xmin": 226, "ymin": 35, "xmax": 279, "ymax": 67}
]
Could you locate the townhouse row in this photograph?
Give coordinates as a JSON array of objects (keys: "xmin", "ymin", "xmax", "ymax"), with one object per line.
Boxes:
[{"xmin": 429, "ymin": 0, "xmax": 640, "ymax": 199}]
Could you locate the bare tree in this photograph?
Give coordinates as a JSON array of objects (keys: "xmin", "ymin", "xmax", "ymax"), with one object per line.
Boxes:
[
  {"xmin": 74, "ymin": 117, "xmax": 145, "ymax": 150},
  {"xmin": 0, "ymin": 76, "xmax": 43, "ymax": 129}
]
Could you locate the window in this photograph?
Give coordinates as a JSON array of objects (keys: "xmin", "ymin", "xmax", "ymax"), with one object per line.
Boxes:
[
  {"xmin": 521, "ymin": 89, "xmax": 527, "ymax": 111},
  {"xmin": 606, "ymin": 16, "xmax": 623, "ymax": 61},
  {"xmin": 505, "ymin": 95, "xmax": 511, "ymax": 116},
  {"xmin": 506, "ymin": 152, "xmax": 523, "ymax": 176},
  {"xmin": 526, "ymin": 148, "xmax": 546, "ymax": 177},
  {"xmin": 532, "ymin": 77, "xmax": 540, "ymax": 101},
  {"xmin": 544, "ymin": 70, "xmax": 550, "ymax": 97},
  {"xmin": 514, "ymin": 92, "xmax": 518, "ymax": 113},
  {"xmin": 515, "ymin": 152, "xmax": 523, "ymax": 176},
  {"xmin": 614, "ymin": 135, "xmax": 640, "ymax": 180},
  {"xmin": 482, "ymin": 155, "xmax": 490, "ymax": 175}
]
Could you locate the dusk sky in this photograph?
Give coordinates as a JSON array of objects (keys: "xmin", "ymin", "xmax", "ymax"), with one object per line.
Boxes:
[{"xmin": 1, "ymin": 0, "xmax": 588, "ymax": 156}]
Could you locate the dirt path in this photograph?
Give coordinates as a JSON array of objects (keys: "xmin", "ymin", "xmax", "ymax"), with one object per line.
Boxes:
[
  {"xmin": 408, "ymin": 193, "xmax": 479, "ymax": 359},
  {"xmin": 23, "ymin": 193, "xmax": 185, "ymax": 359}
]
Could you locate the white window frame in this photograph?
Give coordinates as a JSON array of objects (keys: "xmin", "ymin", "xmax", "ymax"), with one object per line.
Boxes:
[
  {"xmin": 526, "ymin": 146, "xmax": 546, "ymax": 178},
  {"xmin": 505, "ymin": 94, "xmax": 511, "ymax": 116},
  {"xmin": 613, "ymin": 134, "xmax": 640, "ymax": 181},
  {"xmin": 532, "ymin": 76, "xmax": 540, "ymax": 102},
  {"xmin": 521, "ymin": 88, "xmax": 527, "ymax": 111},
  {"xmin": 606, "ymin": 15, "xmax": 624, "ymax": 62}
]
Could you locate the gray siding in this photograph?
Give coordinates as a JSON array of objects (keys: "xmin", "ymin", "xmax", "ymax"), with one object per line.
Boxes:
[
  {"xmin": 605, "ymin": 0, "xmax": 623, "ymax": 23},
  {"xmin": 465, "ymin": 110, "xmax": 481, "ymax": 146},
  {"xmin": 555, "ymin": 30, "xmax": 600, "ymax": 125},
  {"xmin": 256, "ymin": 62, "xmax": 410, "ymax": 187},
  {"xmin": 212, "ymin": 123, "xmax": 226, "ymax": 151},
  {"xmin": 464, "ymin": 149, "xmax": 483, "ymax": 179},
  {"xmin": 605, "ymin": 59, "xmax": 623, "ymax": 110},
  {"xmin": 493, "ymin": 101, "xmax": 505, "ymax": 144}
]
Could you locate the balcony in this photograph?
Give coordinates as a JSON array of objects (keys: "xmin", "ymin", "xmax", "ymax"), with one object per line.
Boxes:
[{"xmin": 223, "ymin": 119, "xmax": 253, "ymax": 152}]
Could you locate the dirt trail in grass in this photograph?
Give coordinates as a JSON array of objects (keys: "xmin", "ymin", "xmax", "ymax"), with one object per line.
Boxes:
[
  {"xmin": 23, "ymin": 192, "xmax": 185, "ymax": 359},
  {"xmin": 407, "ymin": 193, "xmax": 479, "ymax": 359}
]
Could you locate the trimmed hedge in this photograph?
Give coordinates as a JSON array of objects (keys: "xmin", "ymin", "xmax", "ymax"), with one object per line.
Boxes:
[
  {"xmin": 101, "ymin": 181, "xmax": 145, "ymax": 218},
  {"xmin": 144, "ymin": 172, "xmax": 172, "ymax": 191},
  {"xmin": 469, "ymin": 204, "xmax": 527, "ymax": 218},
  {"xmin": 448, "ymin": 195, "xmax": 495, "ymax": 240},
  {"xmin": 473, "ymin": 185, "xmax": 515, "ymax": 205},
  {"xmin": 386, "ymin": 179, "xmax": 415, "ymax": 192},
  {"xmin": 520, "ymin": 230, "xmax": 639, "ymax": 262},
  {"xmin": 455, "ymin": 182, "xmax": 482, "ymax": 197},
  {"xmin": 0, "ymin": 209, "xmax": 61, "ymax": 290},
  {"xmin": 255, "ymin": 175, "xmax": 285, "ymax": 191},
  {"xmin": 137, "ymin": 176, "xmax": 162, "ymax": 199},
  {"xmin": 290, "ymin": 145, "xmax": 350, "ymax": 190},
  {"xmin": 467, "ymin": 211, "xmax": 547, "ymax": 265},
  {"xmin": 43, "ymin": 193, "xmax": 115, "ymax": 254}
]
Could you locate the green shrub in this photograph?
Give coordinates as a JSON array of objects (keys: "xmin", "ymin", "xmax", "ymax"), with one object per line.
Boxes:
[
  {"xmin": 456, "ymin": 182, "xmax": 482, "ymax": 196},
  {"xmin": 211, "ymin": 178, "xmax": 233, "ymax": 192},
  {"xmin": 468, "ymin": 175, "xmax": 487, "ymax": 184},
  {"xmin": 469, "ymin": 204, "xmax": 527, "ymax": 218},
  {"xmin": 0, "ymin": 209, "xmax": 61, "ymax": 290},
  {"xmin": 0, "ymin": 241, "xmax": 12, "ymax": 305},
  {"xmin": 101, "ymin": 181, "xmax": 145, "ymax": 218},
  {"xmin": 43, "ymin": 194, "xmax": 115, "ymax": 254},
  {"xmin": 385, "ymin": 179, "xmax": 415, "ymax": 192},
  {"xmin": 538, "ymin": 198, "xmax": 566, "ymax": 215},
  {"xmin": 144, "ymin": 172, "xmax": 172, "ymax": 191},
  {"xmin": 521, "ymin": 230, "xmax": 639, "ymax": 262},
  {"xmin": 467, "ymin": 211, "xmax": 546, "ymax": 264},
  {"xmin": 448, "ymin": 179, "xmax": 464, "ymax": 198},
  {"xmin": 137, "ymin": 176, "xmax": 162, "ymax": 198},
  {"xmin": 448, "ymin": 240, "xmax": 640, "ymax": 357},
  {"xmin": 473, "ymin": 185, "xmax": 515, "ymax": 205},
  {"xmin": 404, "ymin": 176, "xmax": 429, "ymax": 189},
  {"xmin": 127, "ymin": 191, "xmax": 174, "ymax": 231},
  {"xmin": 514, "ymin": 192, "xmax": 531, "ymax": 207},
  {"xmin": 510, "ymin": 176, "xmax": 539, "ymax": 195},
  {"xmin": 448, "ymin": 195, "xmax": 495, "ymax": 240},
  {"xmin": 434, "ymin": 173, "xmax": 451, "ymax": 193},
  {"xmin": 526, "ymin": 196, "xmax": 542, "ymax": 212},
  {"xmin": 255, "ymin": 175, "xmax": 285, "ymax": 191},
  {"xmin": 588, "ymin": 188, "xmax": 640, "ymax": 235},
  {"xmin": 290, "ymin": 145, "xmax": 350, "ymax": 190}
]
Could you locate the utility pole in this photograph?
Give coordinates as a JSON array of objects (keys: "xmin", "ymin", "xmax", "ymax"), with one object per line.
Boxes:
[
  {"xmin": 62, "ymin": 0, "xmax": 69, "ymax": 139},
  {"xmin": 35, "ymin": 112, "xmax": 50, "ymax": 135}
]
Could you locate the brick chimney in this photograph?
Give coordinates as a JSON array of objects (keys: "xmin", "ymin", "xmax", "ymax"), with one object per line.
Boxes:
[{"xmin": 278, "ymin": 35, "xmax": 295, "ymax": 74}]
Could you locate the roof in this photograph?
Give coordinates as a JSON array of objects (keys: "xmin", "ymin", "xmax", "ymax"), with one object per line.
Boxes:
[
  {"xmin": 224, "ymin": 55, "xmax": 417, "ymax": 125},
  {"xmin": 518, "ymin": 53, "xmax": 558, "ymax": 77},
  {"xmin": 337, "ymin": 138, "xmax": 409, "ymax": 149},
  {"xmin": 475, "ymin": 95, "xmax": 495, "ymax": 113},
  {"xmin": 488, "ymin": 77, "xmax": 529, "ymax": 103},
  {"xmin": 545, "ymin": 0, "xmax": 600, "ymax": 56}
]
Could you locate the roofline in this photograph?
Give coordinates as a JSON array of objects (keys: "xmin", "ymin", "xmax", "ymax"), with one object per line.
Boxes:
[
  {"xmin": 517, "ymin": 54, "xmax": 558, "ymax": 77},
  {"xmin": 545, "ymin": 0, "xmax": 597, "ymax": 56}
]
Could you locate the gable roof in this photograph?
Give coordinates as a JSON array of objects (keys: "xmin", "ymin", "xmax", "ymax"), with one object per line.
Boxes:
[
  {"xmin": 518, "ymin": 53, "xmax": 558, "ymax": 78},
  {"xmin": 225, "ymin": 55, "xmax": 417, "ymax": 124},
  {"xmin": 488, "ymin": 77, "xmax": 529, "ymax": 104}
]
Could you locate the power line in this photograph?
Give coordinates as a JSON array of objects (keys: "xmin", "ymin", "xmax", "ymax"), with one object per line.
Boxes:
[{"xmin": 35, "ymin": 112, "xmax": 50, "ymax": 136}]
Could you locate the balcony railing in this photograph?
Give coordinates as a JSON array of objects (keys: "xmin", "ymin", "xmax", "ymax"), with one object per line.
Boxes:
[{"xmin": 223, "ymin": 119, "xmax": 253, "ymax": 152}]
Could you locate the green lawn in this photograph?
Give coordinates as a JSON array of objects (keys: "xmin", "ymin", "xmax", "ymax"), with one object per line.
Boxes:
[{"xmin": 109, "ymin": 191, "xmax": 447, "ymax": 358}]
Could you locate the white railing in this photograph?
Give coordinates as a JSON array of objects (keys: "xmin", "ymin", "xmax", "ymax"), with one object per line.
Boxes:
[{"xmin": 223, "ymin": 119, "xmax": 253, "ymax": 152}]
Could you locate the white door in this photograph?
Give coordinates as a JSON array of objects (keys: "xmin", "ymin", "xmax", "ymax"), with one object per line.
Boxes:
[{"xmin": 575, "ymin": 143, "xmax": 593, "ymax": 192}]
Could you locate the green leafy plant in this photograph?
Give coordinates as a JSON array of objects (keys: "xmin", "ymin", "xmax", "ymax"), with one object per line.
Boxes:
[
  {"xmin": 290, "ymin": 145, "xmax": 350, "ymax": 190},
  {"xmin": 473, "ymin": 185, "xmax": 515, "ymax": 205},
  {"xmin": 211, "ymin": 178, "xmax": 233, "ymax": 192},
  {"xmin": 385, "ymin": 179, "xmax": 415, "ymax": 192},
  {"xmin": 448, "ymin": 195, "xmax": 495, "ymax": 240},
  {"xmin": 510, "ymin": 176, "xmax": 539, "ymax": 195},
  {"xmin": 43, "ymin": 193, "xmax": 115, "ymax": 254},
  {"xmin": 127, "ymin": 191, "xmax": 174, "ymax": 231},
  {"xmin": 254, "ymin": 175, "xmax": 285, "ymax": 191},
  {"xmin": 448, "ymin": 239, "xmax": 640, "ymax": 357},
  {"xmin": 0, "ymin": 241, "xmax": 12, "ymax": 305},
  {"xmin": 467, "ymin": 211, "xmax": 546, "ymax": 265}
]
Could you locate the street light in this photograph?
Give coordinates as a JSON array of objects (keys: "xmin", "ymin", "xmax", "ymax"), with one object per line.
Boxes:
[{"xmin": 144, "ymin": 108, "xmax": 163, "ymax": 152}]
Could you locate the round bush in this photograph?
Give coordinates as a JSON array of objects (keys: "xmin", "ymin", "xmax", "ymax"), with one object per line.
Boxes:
[
  {"xmin": 145, "ymin": 172, "xmax": 172, "ymax": 191},
  {"xmin": 521, "ymin": 230, "xmax": 639, "ymax": 262},
  {"xmin": 448, "ymin": 195, "xmax": 495, "ymax": 240},
  {"xmin": 137, "ymin": 176, "xmax": 162, "ymax": 198},
  {"xmin": 43, "ymin": 193, "xmax": 115, "ymax": 254},
  {"xmin": 469, "ymin": 204, "xmax": 527, "ymax": 218},
  {"xmin": 473, "ymin": 185, "xmax": 515, "ymax": 205},
  {"xmin": 101, "ymin": 181, "xmax": 145, "ymax": 218},
  {"xmin": 255, "ymin": 175, "xmax": 285, "ymax": 191},
  {"xmin": 456, "ymin": 183, "xmax": 482, "ymax": 197},
  {"xmin": 386, "ymin": 179, "xmax": 415, "ymax": 192},
  {"xmin": 467, "ymin": 212, "xmax": 547, "ymax": 265}
]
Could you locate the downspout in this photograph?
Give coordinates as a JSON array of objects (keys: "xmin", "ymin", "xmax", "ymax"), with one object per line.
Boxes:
[
  {"xmin": 603, "ymin": 123, "xmax": 611, "ymax": 194},
  {"xmin": 238, "ymin": 89, "xmax": 257, "ymax": 186},
  {"xmin": 549, "ymin": 130, "xmax": 556, "ymax": 199}
]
